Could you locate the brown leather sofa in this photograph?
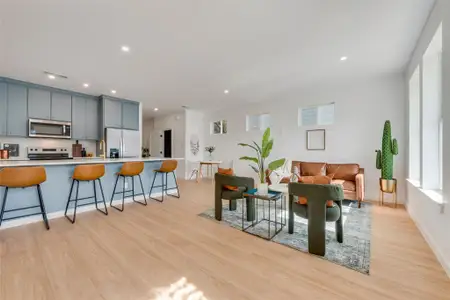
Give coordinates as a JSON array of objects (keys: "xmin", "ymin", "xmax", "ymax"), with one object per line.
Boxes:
[{"xmin": 282, "ymin": 161, "xmax": 365, "ymax": 208}]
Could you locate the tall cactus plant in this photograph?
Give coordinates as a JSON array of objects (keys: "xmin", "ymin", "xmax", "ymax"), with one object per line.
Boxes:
[{"xmin": 375, "ymin": 120, "xmax": 398, "ymax": 180}]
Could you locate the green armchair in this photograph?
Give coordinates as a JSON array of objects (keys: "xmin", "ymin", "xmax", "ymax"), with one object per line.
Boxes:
[
  {"xmin": 214, "ymin": 173, "xmax": 255, "ymax": 222},
  {"xmin": 288, "ymin": 182, "xmax": 344, "ymax": 256}
]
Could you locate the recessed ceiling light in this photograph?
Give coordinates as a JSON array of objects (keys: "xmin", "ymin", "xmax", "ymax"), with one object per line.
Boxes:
[
  {"xmin": 48, "ymin": 74, "xmax": 56, "ymax": 79},
  {"xmin": 83, "ymin": 83, "xmax": 89, "ymax": 88},
  {"xmin": 340, "ymin": 56, "xmax": 348, "ymax": 61},
  {"xmin": 224, "ymin": 90, "xmax": 229, "ymax": 94},
  {"xmin": 111, "ymin": 90, "xmax": 117, "ymax": 94},
  {"xmin": 121, "ymin": 46, "xmax": 130, "ymax": 52},
  {"xmin": 154, "ymin": 108, "xmax": 159, "ymax": 111}
]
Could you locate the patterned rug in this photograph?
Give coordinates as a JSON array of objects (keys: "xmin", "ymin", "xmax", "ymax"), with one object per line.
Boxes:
[{"xmin": 199, "ymin": 199, "xmax": 372, "ymax": 274}]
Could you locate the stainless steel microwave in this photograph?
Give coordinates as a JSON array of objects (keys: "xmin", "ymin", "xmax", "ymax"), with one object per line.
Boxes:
[{"xmin": 28, "ymin": 119, "xmax": 71, "ymax": 139}]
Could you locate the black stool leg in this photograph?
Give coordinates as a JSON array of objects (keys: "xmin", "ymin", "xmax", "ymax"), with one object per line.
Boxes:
[
  {"xmin": 36, "ymin": 184, "xmax": 50, "ymax": 230},
  {"xmin": 65, "ymin": 180, "xmax": 80, "ymax": 224},
  {"xmin": 161, "ymin": 172, "xmax": 165, "ymax": 202},
  {"xmin": 110, "ymin": 175, "xmax": 124, "ymax": 212},
  {"xmin": 166, "ymin": 171, "xmax": 180, "ymax": 198},
  {"xmin": 0, "ymin": 187, "xmax": 9, "ymax": 227},
  {"xmin": 94, "ymin": 179, "xmax": 108, "ymax": 215},
  {"xmin": 97, "ymin": 179, "xmax": 108, "ymax": 215},
  {"xmin": 149, "ymin": 172, "xmax": 164, "ymax": 202},
  {"xmin": 93, "ymin": 180, "xmax": 98, "ymax": 210},
  {"xmin": 134, "ymin": 175, "xmax": 147, "ymax": 206},
  {"xmin": 64, "ymin": 180, "xmax": 75, "ymax": 219}
]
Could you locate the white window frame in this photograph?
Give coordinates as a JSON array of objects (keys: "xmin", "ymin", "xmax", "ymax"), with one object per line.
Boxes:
[
  {"xmin": 210, "ymin": 120, "xmax": 227, "ymax": 135},
  {"xmin": 246, "ymin": 113, "xmax": 270, "ymax": 131}
]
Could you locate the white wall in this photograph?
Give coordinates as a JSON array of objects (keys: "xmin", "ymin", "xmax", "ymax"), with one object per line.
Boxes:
[
  {"xmin": 152, "ymin": 113, "xmax": 186, "ymax": 178},
  {"xmin": 405, "ymin": 0, "xmax": 450, "ymax": 276},
  {"xmin": 184, "ymin": 109, "xmax": 205, "ymax": 179},
  {"xmin": 0, "ymin": 137, "xmax": 96, "ymax": 159},
  {"xmin": 142, "ymin": 118, "xmax": 154, "ymax": 150},
  {"xmin": 204, "ymin": 73, "xmax": 406, "ymax": 202}
]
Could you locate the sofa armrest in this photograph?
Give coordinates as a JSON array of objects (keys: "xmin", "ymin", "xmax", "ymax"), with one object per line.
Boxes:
[{"xmin": 355, "ymin": 172, "xmax": 365, "ymax": 201}]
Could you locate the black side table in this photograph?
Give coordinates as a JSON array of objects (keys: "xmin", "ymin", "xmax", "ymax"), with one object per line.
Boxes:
[{"xmin": 242, "ymin": 188, "xmax": 285, "ymax": 240}]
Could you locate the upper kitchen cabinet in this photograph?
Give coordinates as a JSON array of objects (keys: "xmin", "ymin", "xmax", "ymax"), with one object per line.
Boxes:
[
  {"xmin": 51, "ymin": 92, "xmax": 72, "ymax": 121},
  {"xmin": 71, "ymin": 96, "xmax": 86, "ymax": 140},
  {"xmin": 72, "ymin": 96, "xmax": 100, "ymax": 141},
  {"xmin": 0, "ymin": 83, "xmax": 7, "ymax": 136},
  {"xmin": 103, "ymin": 97, "xmax": 123, "ymax": 128},
  {"xmin": 7, "ymin": 84, "xmax": 28, "ymax": 137},
  {"xmin": 122, "ymin": 101, "xmax": 139, "ymax": 130},
  {"xmin": 100, "ymin": 96, "xmax": 140, "ymax": 132},
  {"xmin": 28, "ymin": 88, "xmax": 51, "ymax": 120},
  {"xmin": 85, "ymin": 98, "xmax": 100, "ymax": 140}
]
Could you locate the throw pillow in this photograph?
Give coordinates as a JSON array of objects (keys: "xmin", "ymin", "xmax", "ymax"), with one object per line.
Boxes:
[{"xmin": 218, "ymin": 168, "xmax": 239, "ymax": 191}]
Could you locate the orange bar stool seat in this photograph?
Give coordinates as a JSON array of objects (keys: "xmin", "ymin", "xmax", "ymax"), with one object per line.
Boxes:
[
  {"xmin": 64, "ymin": 164, "xmax": 108, "ymax": 223},
  {"xmin": 148, "ymin": 160, "xmax": 180, "ymax": 202},
  {"xmin": 0, "ymin": 166, "xmax": 50, "ymax": 230},
  {"xmin": 110, "ymin": 162, "xmax": 147, "ymax": 212}
]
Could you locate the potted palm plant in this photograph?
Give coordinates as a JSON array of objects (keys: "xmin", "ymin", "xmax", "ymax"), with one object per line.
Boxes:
[{"xmin": 238, "ymin": 128, "xmax": 286, "ymax": 194}]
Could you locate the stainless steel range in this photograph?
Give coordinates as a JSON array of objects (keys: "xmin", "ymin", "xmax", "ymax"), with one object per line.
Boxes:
[{"xmin": 27, "ymin": 147, "xmax": 72, "ymax": 160}]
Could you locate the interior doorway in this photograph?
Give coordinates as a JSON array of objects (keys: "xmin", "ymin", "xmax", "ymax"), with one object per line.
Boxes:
[{"xmin": 163, "ymin": 129, "xmax": 172, "ymax": 158}]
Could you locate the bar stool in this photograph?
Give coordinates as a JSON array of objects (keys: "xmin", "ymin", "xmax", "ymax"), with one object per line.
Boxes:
[
  {"xmin": 149, "ymin": 160, "xmax": 180, "ymax": 202},
  {"xmin": 110, "ymin": 161, "xmax": 147, "ymax": 212},
  {"xmin": 0, "ymin": 166, "xmax": 50, "ymax": 230},
  {"xmin": 64, "ymin": 164, "xmax": 108, "ymax": 223}
]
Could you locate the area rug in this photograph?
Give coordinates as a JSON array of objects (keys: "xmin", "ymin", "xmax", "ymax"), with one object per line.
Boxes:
[{"xmin": 199, "ymin": 200, "xmax": 372, "ymax": 274}]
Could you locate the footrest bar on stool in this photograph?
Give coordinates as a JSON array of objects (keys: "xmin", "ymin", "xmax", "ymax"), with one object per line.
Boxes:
[
  {"xmin": 3, "ymin": 211, "xmax": 46, "ymax": 221},
  {"xmin": 4, "ymin": 205, "xmax": 41, "ymax": 213}
]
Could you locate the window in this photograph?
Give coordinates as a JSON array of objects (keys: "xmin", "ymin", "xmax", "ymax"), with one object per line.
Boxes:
[
  {"xmin": 420, "ymin": 24, "xmax": 442, "ymax": 190},
  {"xmin": 408, "ymin": 66, "xmax": 421, "ymax": 182},
  {"xmin": 211, "ymin": 120, "xmax": 227, "ymax": 135},
  {"xmin": 408, "ymin": 23, "xmax": 442, "ymax": 192},
  {"xmin": 246, "ymin": 113, "xmax": 270, "ymax": 131},
  {"xmin": 299, "ymin": 103, "xmax": 334, "ymax": 126}
]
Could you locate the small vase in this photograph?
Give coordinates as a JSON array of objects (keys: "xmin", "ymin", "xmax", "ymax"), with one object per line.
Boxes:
[
  {"xmin": 257, "ymin": 183, "xmax": 269, "ymax": 195},
  {"xmin": 208, "ymin": 153, "xmax": 214, "ymax": 161}
]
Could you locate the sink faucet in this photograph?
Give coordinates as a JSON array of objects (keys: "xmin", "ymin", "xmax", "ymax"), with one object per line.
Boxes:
[{"xmin": 99, "ymin": 140, "xmax": 106, "ymax": 158}]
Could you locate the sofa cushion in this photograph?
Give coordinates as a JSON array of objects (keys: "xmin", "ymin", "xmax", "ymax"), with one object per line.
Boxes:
[
  {"xmin": 326, "ymin": 163, "xmax": 360, "ymax": 181},
  {"xmin": 299, "ymin": 175, "xmax": 331, "ymax": 184},
  {"xmin": 300, "ymin": 162, "xmax": 326, "ymax": 176},
  {"xmin": 331, "ymin": 179, "xmax": 356, "ymax": 191}
]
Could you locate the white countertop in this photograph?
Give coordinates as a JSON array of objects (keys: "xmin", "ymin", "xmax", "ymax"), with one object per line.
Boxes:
[{"xmin": 0, "ymin": 157, "xmax": 184, "ymax": 168}]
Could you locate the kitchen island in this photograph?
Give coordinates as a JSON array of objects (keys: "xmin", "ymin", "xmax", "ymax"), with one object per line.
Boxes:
[{"xmin": 0, "ymin": 157, "xmax": 184, "ymax": 227}]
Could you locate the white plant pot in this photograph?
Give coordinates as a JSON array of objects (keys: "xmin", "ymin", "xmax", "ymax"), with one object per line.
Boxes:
[{"xmin": 257, "ymin": 183, "xmax": 269, "ymax": 194}]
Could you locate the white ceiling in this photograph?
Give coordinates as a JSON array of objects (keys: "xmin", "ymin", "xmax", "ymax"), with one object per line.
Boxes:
[{"xmin": 0, "ymin": 0, "xmax": 435, "ymax": 119}]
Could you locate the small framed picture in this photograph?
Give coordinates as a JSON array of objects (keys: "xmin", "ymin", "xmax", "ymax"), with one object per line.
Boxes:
[{"xmin": 306, "ymin": 129, "xmax": 326, "ymax": 150}]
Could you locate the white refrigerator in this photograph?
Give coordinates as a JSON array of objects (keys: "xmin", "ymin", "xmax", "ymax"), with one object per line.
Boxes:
[{"xmin": 106, "ymin": 128, "xmax": 140, "ymax": 158}]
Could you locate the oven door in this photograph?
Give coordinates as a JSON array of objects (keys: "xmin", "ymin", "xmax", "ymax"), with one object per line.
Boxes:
[{"xmin": 28, "ymin": 119, "xmax": 72, "ymax": 139}]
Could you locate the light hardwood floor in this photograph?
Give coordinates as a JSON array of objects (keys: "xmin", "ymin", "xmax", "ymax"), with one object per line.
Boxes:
[{"xmin": 1, "ymin": 180, "xmax": 449, "ymax": 300}]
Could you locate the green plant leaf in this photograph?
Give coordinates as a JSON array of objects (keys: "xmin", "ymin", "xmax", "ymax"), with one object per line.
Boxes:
[
  {"xmin": 268, "ymin": 158, "xmax": 286, "ymax": 171},
  {"xmin": 261, "ymin": 139, "xmax": 273, "ymax": 158},
  {"xmin": 252, "ymin": 141, "xmax": 262, "ymax": 155},
  {"xmin": 261, "ymin": 128, "xmax": 270, "ymax": 150},
  {"xmin": 237, "ymin": 143, "xmax": 259, "ymax": 153},
  {"xmin": 239, "ymin": 156, "xmax": 259, "ymax": 164},
  {"xmin": 249, "ymin": 164, "xmax": 259, "ymax": 174}
]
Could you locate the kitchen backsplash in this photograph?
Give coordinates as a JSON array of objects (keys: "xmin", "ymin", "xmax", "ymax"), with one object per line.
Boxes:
[{"xmin": 0, "ymin": 137, "xmax": 97, "ymax": 159}]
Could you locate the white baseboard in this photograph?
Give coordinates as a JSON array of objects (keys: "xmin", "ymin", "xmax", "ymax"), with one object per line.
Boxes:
[
  {"xmin": 0, "ymin": 192, "xmax": 163, "ymax": 230},
  {"xmin": 406, "ymin": 205, "xmax": 450, "ymax": 278}
]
